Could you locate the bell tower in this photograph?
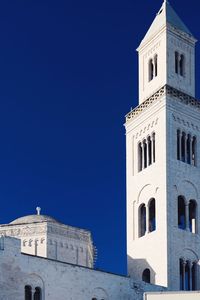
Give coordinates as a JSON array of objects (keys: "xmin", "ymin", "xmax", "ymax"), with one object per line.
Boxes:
[
  {"xmin": 138, "ymin": 0, "xmax": 196, "ymax": 104},
  {"xmin": 125, "ymin": 1, "xmax": 200, "ymax": 291}
]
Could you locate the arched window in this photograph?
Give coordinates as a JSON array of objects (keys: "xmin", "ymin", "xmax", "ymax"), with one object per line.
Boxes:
[
  {"xmin": 138, "ymin": 142, "xmax": 143, "ymax": 172},
  {"xmin": 147, "ymin": 136, "xmax": 152, "ymax": 166},
  {"xmin": 175, "ymin": 51, "xmax": 179, "ymax": 74},
  {"xmin": 180, "ymin": 259, "xmax": 197, "ymax": 291},
  {"xmin": 25, "ymin": 286, "xmax": 32, "ymax": 300},
  {"xmin": 192, "ymin": 262, "xmax": 197, "ymax": 291},
  {"xmin": 139, "ymin": 204, "xmax": 146, "ymax": 237},
  {"xmin": 189, "ymin": 200, "xmax": 197, "ymax": 233},
  {"xmin": 177, "ymin": 131, "xmax": 197, "ymax": 166},
  {"xmin": 154, "ymin": 55, "xmax": 158, "ymax": 77},
  {"xmin": 34, "ymin": 287, "xmax": 41, "ymax": 300},
  {"xmin": 149, "ymin": 59, "xmax": 154, "ymax": 81},
  {"xmin": 142, "ymin": 268, "xmax": 151, "ymax": 283},
  {"xmin": 178, "ymin": 196, "xmax": 186, "ymax": 230},
  {"xmin": 179, "ymin": 54, "xmax": 185, "ymax": 77},
  {"xmin": 143, "ymin": 140, "xmax": 147, "ymax": 168},
  {"xmin": 185, "ymin": 261, "xmax": 190, "ymax": 291},
  {"xmin": 179, "ymin": 259, "xmax": 184, "ymax": 290},
  {"xmin": 152, "ymin": 133, "xmax": 155, "ymax": 163},
  {"xmin": 181, "ymin": 132, "xmax": 186, "ymax": 162},
  {"xmin": 186, "ymin": 134, "xmax": 191, "ymax": 164},
  {"xmin": 149, "ymin": 198, "xmax": 156, "ymax": 232},
  {"xmin": 177, "ymin": 130, "xmax": 181, "ymax": 160}
]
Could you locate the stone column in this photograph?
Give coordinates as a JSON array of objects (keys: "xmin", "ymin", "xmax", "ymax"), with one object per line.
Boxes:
[
  {"xmin": 185, "ymin": 204, "xmax": 189, "ymax": 231},
  {"xmin": 32, "ymin": 289, "xmax": 35, "ymax": 300}
]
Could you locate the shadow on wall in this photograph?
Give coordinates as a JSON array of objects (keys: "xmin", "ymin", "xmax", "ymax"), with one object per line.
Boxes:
[{"xmin": 127, "ymin": 255, "xmax": 156, "ymax": 285}]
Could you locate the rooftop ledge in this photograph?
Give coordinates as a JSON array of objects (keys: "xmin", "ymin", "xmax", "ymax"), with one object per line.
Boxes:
[{"xmin": 125, "ymin": 85, "xmax": 200, "ymax": 123}]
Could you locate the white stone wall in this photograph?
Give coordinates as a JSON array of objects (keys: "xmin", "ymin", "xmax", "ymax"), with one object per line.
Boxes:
[
  {"xmin": 126, "ymin": 96, "xmax": 168, "ymax": 287},
  {"xmin": 126, "ymin": 92, "xmax": 200, "ymax": 290},
  {"xmin": 166, "ymin": 96, "xmax": 200, "ymax": 290},
  {"xmin": 0, "ymin": 237, "xmax": 165, "ymax": 300}
]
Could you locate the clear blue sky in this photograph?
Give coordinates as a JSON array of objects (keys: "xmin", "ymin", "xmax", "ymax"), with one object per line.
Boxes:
[{"xmin": 0, "ymin": 0, "xmax": 200, "ymax": 275}]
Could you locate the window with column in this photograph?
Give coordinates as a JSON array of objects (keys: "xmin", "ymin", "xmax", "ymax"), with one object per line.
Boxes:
[
  {"xmin": 177, "ymin": 130, "xmax": 197, "ymax": 166},
  {"xmin": 177, "ymin": 196, "xmax": 197, "ymax": 233},
  {"xmin": 25, "ymin": 286, "xmax": 42, "ymax": 300},
  {"xmin": 180, "ymin": 259, "xmax": 197, "ymax": 291},
  {"xmin": 175, "ymin": 51, "xmax": 185, "ymax": 77},
  {"xmin": 138, "ymin": 133, "xmax": 155, "ymax": 172},
  {"xmin": 138, "ymin": 198, "xmax": 156, "ymax": 238}
]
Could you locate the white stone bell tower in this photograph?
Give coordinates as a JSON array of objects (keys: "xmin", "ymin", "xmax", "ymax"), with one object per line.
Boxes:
[
  {"xmin": 138, "ymin": 0, "xmax": 196, "ymax": 104},
  {"xmin": 125, "ymin": 1, "xmax": 200, "ymax": 291}
]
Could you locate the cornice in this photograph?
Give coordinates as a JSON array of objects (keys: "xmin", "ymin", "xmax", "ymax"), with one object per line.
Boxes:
[{"xmin": 125, "ymin": 85, "xmax": 200, "ymax": 124}]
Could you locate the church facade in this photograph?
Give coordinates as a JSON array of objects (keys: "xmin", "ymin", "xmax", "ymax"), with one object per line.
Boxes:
[{"xmin": 0, "ymin": 1, "xmax": 200, "ymax": 299}]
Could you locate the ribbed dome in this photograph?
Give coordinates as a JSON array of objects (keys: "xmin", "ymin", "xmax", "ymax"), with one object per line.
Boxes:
[{"xmin": 10, "ymin": 214, "xmax": 61, "ymax": 225}]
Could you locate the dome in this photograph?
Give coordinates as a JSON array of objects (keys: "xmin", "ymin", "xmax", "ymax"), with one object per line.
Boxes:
[{"xmin": 10, "ymin": 214, "xmax": 61, "ymax": 225}]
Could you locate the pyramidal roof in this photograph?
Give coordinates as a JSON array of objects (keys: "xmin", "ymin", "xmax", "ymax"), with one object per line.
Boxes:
[{"xmin": 138, "ymin": 0, "xmax": 194, "ymax": 49}]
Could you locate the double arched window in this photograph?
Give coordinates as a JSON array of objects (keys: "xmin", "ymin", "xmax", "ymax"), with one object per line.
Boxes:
[
  {"xmin": 138, "ymin": 133, "xmax": 155, "ymax": 172},
  {"xmin": 149, "ymin": 55, "xmax": 158, "ymax": 82},
  {"xmin": 25, "ymin": 286, "xmax": 42, "ymax": 300},
  {"xmin": 139, "ymin": 198, "xmax": 156, "ymax": 237},
  {"xmin": 178, "ymin": 196, "xmax": 197, "ymax": 233},
  {"xmin": 177, "ymin": 130, "xmax": 197, "ymax": 166},
  {"xmin": 175, "ymin": 52, "xmax": 185, "ymax": 77},
  {"xmin": 180, "ymin": 259, "xmax": 197, "ymax": 290}
]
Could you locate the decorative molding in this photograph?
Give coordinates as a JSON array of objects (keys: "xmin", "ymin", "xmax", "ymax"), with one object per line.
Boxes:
[
  {"xmin": 0, "ymin": 223, "xmax": 92, "ymax": 246},
  {"xmin": 135, "ymin": 118, "xmax": 158, "ymax": 139},
  {"xmin": 170, "ymin": 37, "xmax": 191, "ymax": 53},
  {"xmin": 126, "ymin": 85, "xmax": 200, "ymax": 123},
  {"xmin": 47, "ymin": 225, "xmax": 91, "ymax": 243},
  {"xmin": 0, "ymin": 226, "xmax": 46, "ymax": 237},
  {"xmin": 172, "ymin": 114, "xmax": 200, "ymax": 132},
  {"xmin": 144, "ymin": 41, "xmax": 161, "ymax": 58}
]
